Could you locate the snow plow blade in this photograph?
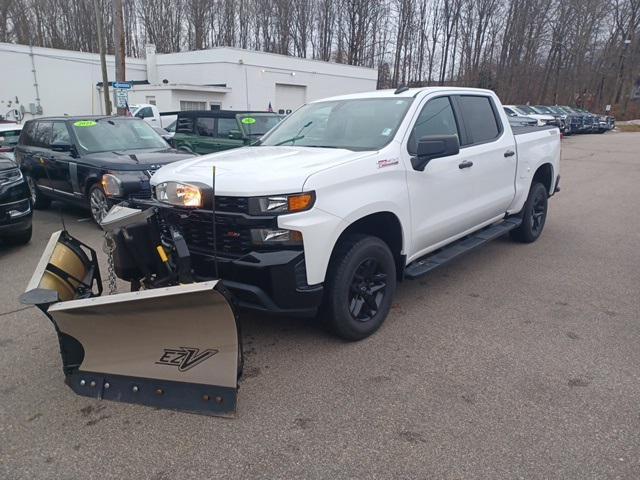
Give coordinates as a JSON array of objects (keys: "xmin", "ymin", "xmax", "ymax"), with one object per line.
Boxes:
[{"xmin": 21, "ymin": 231, "xmax": 240, "ymax": 417}]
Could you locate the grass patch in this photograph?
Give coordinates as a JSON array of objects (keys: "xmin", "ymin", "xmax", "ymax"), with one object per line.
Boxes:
[{"xmin": 616, "ymin": 124, "xmax": 640, "ymax": 132}]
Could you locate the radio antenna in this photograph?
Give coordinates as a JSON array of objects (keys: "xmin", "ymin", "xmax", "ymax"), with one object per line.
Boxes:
[
  {"xmin": 42, "ymin": 160, "xmax": 67, "ymax": 231},
  {"xmin": 212, "ymin": 165, "xmax": 219, "ymax": 279}
]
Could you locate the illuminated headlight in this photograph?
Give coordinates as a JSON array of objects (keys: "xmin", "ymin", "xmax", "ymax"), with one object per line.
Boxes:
[
  {"xmin": 250, "ymin": 228, "xmax": 302, "ymax": 245},
  {"xmin": 248, "ymin": 192, "xmax": 315, "ymax": 215},
  {"xmin": 155, "ymin": 181, "xmax": 203, "ymax": 207},
  {"xmin": 101, "ymin": 173, "xmax": 123, "ymax": 197}
]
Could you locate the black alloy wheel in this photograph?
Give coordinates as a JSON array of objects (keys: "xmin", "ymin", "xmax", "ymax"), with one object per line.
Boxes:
[{"xmin": 348, "ymin": 258, "xmax": 388, "ymax": 322}]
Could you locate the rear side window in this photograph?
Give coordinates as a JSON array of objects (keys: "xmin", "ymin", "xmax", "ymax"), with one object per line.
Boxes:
[
  {"xmin": 176, "ymin": 116, "xmax": 194, "ymax": 134},
  {"xmin": 457, "ymin": 96, "xmax": 501, "ymax": 145},
  {"xmin": 195, "ymin": 117, "xmax": 215, "ymax": 137},
  {"xmin": 135, "ymin": 107, "xmax": 153, "ymax": 119},
  {"xmin": 31, "ymin": 122, "xmax": 52, "ymax": 148},
  {"xmin": 408, "ymin": 96, "xmax": 459, "ymax": 155},
  {"xmin": 20, "ymin": 122, "xmax": 37, "ymax": 146}
]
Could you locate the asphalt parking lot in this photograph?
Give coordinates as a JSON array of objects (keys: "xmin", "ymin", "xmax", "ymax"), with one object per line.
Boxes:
[{"xmin": 1, "ymin": 132, "xmax": 639, "ymax": 479}]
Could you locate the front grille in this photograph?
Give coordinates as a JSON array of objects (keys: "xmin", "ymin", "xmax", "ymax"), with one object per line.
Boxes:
[
  {"xmin": 179, "ymin": 211, "xmax": 254, "ymax": 256},
  {"xmin": 129, "ymin": 188, "xmax": 152, "ymax": 199},
  {"xmin": 215, "ymin": 196, "xmax": 249, "ymax": 214}
]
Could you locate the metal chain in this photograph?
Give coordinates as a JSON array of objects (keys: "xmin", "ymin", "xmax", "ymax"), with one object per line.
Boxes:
[{"xmin": 103, "ymin": 232, "xmax": 118, "ymax": 295}]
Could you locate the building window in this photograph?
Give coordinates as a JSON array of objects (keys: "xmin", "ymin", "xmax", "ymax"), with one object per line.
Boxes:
[
  {"xmin": 146, "ymin": 96, "xmax": 156, "ymax": 105},
  {"xmin": 210, "ymin": 103, "xmax": 222, "ymax": 111},
  {"xmin": 180, "ymin": 101, "xmax": 207, "ymax": 111}
]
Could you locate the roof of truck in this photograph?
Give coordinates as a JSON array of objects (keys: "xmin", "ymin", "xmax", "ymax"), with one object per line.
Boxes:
[{"xmin": 315, "ymin": 86, "xmax": 496, "ymax": 103}]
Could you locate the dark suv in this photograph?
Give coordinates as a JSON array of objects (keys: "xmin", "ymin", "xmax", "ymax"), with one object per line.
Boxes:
[
  {"xmin": 15, "ymin": 116, "xmax": 194, "ymax": 224},
  {"xmin": 172, "ymin": 111, "xmax": 283, "ymax": 155},
  {"xmin": 0, "ymin": 153, "xmax": 32, "ymax": 245}
]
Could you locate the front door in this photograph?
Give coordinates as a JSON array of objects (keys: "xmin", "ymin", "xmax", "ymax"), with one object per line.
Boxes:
[{"xmin": 403, "ymin": 95, "xmax": 480, "ymax": 257}]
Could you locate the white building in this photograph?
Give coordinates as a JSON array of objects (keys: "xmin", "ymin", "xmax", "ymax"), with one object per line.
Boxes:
[{"xmin": 0, "ymin": 43, "xmax": 378, "ymax": 120}]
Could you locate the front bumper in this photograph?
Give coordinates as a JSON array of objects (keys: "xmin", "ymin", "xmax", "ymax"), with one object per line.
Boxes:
[
  {"xmin": 124, "ymin": 198, "xmax": 324, "ymax": 315},
  {"xmin": 0, "ymin": 198, "xmax": 32, "ymax": 235},
  {"xmin": 194, "ymin": 250, "xmax": 324, "ymax": 316}
]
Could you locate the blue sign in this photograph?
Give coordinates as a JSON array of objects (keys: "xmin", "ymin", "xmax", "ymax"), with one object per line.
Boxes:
[{"xmin": 113, "ymin": 82, "xmax": 131, "ymax": 90}]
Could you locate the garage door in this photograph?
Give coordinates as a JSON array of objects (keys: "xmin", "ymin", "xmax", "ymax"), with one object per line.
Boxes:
[{"xmin": 275, "ymin": 84, "xmax": 307, "ymax": 113}]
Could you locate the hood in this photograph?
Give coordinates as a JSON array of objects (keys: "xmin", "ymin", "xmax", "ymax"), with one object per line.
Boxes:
[
  {"xmin": 81, "ymin": 149, "xmax": 194, "ymax": 171},
  {"xmin": 151, "ymin": 146, "xmax": 374, "ymax": 196},
  {"xmin": 0, "ymin": 155, "xmax": 17, "ymax": 171}
]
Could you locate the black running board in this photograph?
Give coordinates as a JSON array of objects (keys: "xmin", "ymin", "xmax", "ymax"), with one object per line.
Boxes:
[{"xmin": 404, "ymin": 217, "xmax": 522, "ymax": 279}]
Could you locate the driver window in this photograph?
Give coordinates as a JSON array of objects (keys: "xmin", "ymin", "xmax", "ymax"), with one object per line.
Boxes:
[{"xmin": 408, "ymin": 96, "xmax": 459, "ymax": 155}]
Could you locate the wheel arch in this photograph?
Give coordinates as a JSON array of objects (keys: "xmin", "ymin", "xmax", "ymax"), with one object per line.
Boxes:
[
  {"xmin": 331, "ymin": 211, "xmax": 406, "ymax": 280},
  {"xmin": 532, "ymin": 162, "xmax": 554, "ymax": 194}
]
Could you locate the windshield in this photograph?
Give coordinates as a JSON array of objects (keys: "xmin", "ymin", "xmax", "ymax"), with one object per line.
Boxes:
[
  {"xmin": 515, "ymin": 105, "xmax": 536, "ymax": 115},
  {"xmin": 533, "ymin": 106, "xmax": 552, "ymax": 114},
  {"xmin": 238, "ymin": 114, "xmax": 282, "ymax": 137},
  {"xmin": 71, "ymin": 118, "xmax": 168, "ymax": 153},
  {"xmin": 259, "ymin": 98, "xmax": 413, "ymax": 151}
]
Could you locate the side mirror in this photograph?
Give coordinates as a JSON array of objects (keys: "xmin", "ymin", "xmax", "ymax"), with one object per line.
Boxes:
[
  {"xmin": 228, "ymin": 129, "xmax": 244, "ymax": 140},
  {"xmin": 51, "ymin": 141, "xmax": 72, "ymax": 153},
  {"xmin": 411, "ymin": 135, "xmax": 460, "ymax": 171}
]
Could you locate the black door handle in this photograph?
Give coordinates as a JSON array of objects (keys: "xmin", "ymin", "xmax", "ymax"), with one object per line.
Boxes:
[
  {"xmin": 458, "ymin": 160, "xmax": 473, "ymax": 169},
  {"xmin": 504, "ymin": 150, "xmax": 515, "ymax": 157}
]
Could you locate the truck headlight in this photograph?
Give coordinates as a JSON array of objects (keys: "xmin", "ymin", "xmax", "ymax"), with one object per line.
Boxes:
[
  {"xmin": 101, "ymin": 174, "xmax": 123, "ymax": 197},
  {"xmin": 248, "ymin": 192, "xmax": 315, "ymax": 215},
  {"xmin": 155, "ymin": 181, "xmax": 203, "ymax": 207},
  {"xmin": 250, "ymin": 228, "xmax": 303, "ymax": 245}
]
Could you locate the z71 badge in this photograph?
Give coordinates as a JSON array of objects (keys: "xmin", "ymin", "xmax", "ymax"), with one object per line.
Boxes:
[
  {"xmin": 377, "ymin": 158, "xmax": 399, "ymax": 168},
  {"xmin": 156, "ymin": 347, "xmax": 219, "ymax": 372}
]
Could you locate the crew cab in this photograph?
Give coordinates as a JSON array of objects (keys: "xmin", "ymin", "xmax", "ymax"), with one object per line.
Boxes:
[
  {"xmin": 14, "ymin": 116, "xmax": 193, "ymax": 224},
  {"xmin": 129, "ymin": 87, "xmax": 560, "ymax": 340}
]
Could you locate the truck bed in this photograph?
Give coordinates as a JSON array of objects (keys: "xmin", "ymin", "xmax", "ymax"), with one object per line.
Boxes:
[{"xmin": 512, "ymin": 125, "xmax": 558, "ymax": 135}]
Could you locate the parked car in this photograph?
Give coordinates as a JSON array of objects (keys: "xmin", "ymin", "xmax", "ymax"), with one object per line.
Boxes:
[
  {"xmin": 547, "ymin": 105, "xmax": 579, "ymax": 134},
  {"xmin": 14, "ymin": 116, "xmax": 194, "ymax": 224},
  {"xmin": 0, "ymin": 152, "xmax": 32, "ymax": 245},
  {"xmin": 531, "ymin": 105, "xmax": 570, "ymax": 134},
  {"xmin": 131, "ymin": 87, "xmax": 560, "ymax": 340},
  {"xmin": 172, "ymin": 110, "xmax": 283, "ymax": 155},
  {"xmin": 0, "ymin": 123, "xmax": 23, "ymax": 160},
  {"xmin": 504, "ymin": 108, "xmax": 538, "ymax": 127},
  {"xmin": 503, "ymin": 105, "xmax": 556, "ymax": 127},
  {"xmin": 129, "ymin": 104, "xmax": 176, "ymax": 130}
]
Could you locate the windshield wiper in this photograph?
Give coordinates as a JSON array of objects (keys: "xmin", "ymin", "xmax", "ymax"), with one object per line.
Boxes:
[{"xmin": 274, "ymin": 121, "xmax": 313, "ymax": 146}]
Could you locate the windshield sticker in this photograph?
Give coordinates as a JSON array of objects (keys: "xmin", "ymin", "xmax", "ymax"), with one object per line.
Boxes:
[
  {"xmin": 74, "ymin": 120, "xmax": 97, "ymax": 127},
  {"xmin": 381, "ymin": 127, "xmax": 392, "ymax": 136},
  {"xmin": 241, "ymin": 117, "xmax": 256, "ymax": 125}
]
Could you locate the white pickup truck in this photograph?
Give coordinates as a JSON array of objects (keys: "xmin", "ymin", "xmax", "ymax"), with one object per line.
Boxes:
[{"xmin": 129, "ymin": 87, "xmax": 560, "ymax": 340}]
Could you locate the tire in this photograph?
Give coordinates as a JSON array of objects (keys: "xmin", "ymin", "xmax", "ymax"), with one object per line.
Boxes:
[
  {"xmin": 88, "ymin": 183, "xmax": 110, "ymax": 226},
  {"xmin": 25, "ymin": 174, "xmax": 51, "ymax": 209},
  {"xmin": 3, "ymin": 225, "xmax": 32, "ymax": 246},
  {"xmin": 510, "ymin": 182, "xmax": 548, "ymax": 243},
  {"xmin": 323, "ymin": 235, "xmax": 396, "ymax": 341}
]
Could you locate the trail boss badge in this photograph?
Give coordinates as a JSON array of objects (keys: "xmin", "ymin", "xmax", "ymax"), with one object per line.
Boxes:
[{"xmin": 156, "ymin": 347, "xmax": 219, "ymax": 372}]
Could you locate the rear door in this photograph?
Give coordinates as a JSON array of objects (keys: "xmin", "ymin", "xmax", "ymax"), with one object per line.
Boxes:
[
  {"xmin": 47, "ymin": 122, "xmax": 76, "ymax": 196},
  {"xmin": 451, "ymin": 94, "xmax": 517, "ymax": 225},
  {"xmin": 22, "ymin": 121, "xmax": 55, "ymax": 191}
]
